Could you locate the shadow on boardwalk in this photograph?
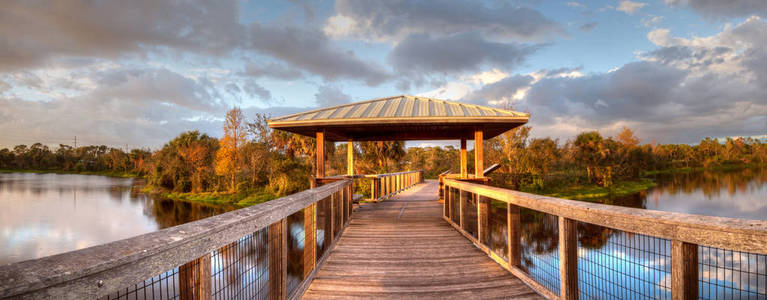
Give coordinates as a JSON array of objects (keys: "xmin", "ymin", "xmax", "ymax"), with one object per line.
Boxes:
[{"xmin": 302, "ymin": 180, "xmax": 541, "ymax": 299}]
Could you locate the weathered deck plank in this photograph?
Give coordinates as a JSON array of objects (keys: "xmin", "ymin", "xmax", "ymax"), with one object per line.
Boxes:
[{"xmin": 302, "ymin": 180, "xmax": 541, "ymax": 299}]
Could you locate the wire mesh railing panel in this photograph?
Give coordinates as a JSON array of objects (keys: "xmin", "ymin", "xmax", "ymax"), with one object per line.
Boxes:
[
  {"xmin": 450, "ymin": 187, "xmax": 460, "ymax": 224},
  {"xmin": 485, "ymin": 199, "xmax": 508, "ymax": 261},
  {"xmin": 316, "ymin": 196, "xmax": 331, "ymax": 263},
  {"xmin": 521, "ymin": 208, "xmax": 561, "ymax": 296},
  {"xmin": 577, "ymin": 223, "xmax": 672, "ymax": 300},
  {"xmin": 699, "ymin": 246, "xmax": 767, "ymax": 299},
  {"xmin": 210, "ymin": 228, "xmax": 269, "ymax": 300},
  {"xmin": 462, "ymin": 190, "xmax": 478, "ymax": 239},
  {"xmin": 286, "ymin": 209, "xmax": 305, "ymax": 298},
  {"xmin": 333, "ymin": 191, "xmax": 342, "ymax": 236},
  {"xmin": 102, "ymin": 269, "xmax": 180, "ymax": 300}
]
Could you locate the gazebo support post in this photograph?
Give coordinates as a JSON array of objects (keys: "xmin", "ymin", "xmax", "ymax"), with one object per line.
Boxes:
[
  {"xmin": 347, "ymin": 139, "xmax": 354, "ymax": 176},
  {"xmin": 474, "ymin": 130, "xmax": 483, "ymax": 178},
  {"xmin": 460, "ymin": 139, "xmax": 467, "ymax": 179},
  {"xmin": 316, "ymin": 131, "xmax": 325, "ymax": 178}
]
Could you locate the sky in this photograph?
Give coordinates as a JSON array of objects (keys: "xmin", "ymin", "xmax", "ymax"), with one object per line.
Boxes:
[{"xmin": 1, "ymin": 0, "xmax": 766, "ymax": 149}]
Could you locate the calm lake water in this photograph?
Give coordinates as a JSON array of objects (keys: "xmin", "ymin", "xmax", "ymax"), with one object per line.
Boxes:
[{"xmin": 0, "ymin": 173, "xmax": 235, "ymax": 265}]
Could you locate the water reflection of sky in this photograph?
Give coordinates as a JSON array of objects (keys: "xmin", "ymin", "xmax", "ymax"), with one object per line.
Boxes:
[{"xmin": 0, "ymin": 173, "xmax": 232, "ymax": 265}]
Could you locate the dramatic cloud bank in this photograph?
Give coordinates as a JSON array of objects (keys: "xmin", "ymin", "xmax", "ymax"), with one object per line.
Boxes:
[{"xmin": 0, "ymin": 0, "xmax": 765, "ymax": 148}]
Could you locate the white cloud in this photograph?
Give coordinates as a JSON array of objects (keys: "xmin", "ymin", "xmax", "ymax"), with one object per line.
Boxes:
[
  {"xmin": 324, "ymin": 0, "xmax": 565, "ymax": 43},
  {"xmin": 616, "ymin": 1, "xmax": 647, "ymax": 15},
  {"xmin": 641, "ymin": 15, "xmax": 665, "ymax": 27}
]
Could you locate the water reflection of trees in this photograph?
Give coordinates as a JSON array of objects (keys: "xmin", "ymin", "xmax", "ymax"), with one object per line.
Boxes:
[
  {"xmin": 650, "ymin": 167, "xmax": 767, "ymax": 199},
  {"xmin": 148, "ymin": 196, "xmax": 235, "ymax": 229}
]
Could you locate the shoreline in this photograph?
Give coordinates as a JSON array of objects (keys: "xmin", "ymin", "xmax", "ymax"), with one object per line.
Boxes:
[
  {"xmin": 0, "ymin": 169, "xmax": 140, "ymax": 178},
  {"xmin": 529, "ymin": 178, "xmax": 657, "ymax": 201},
  {"xmin": 642, "ymin": 162, "xmax": 765, "ymax": 176},
  {"xmin": 142, "ymin": 185, "xmax": 278, "ymax": 207}
]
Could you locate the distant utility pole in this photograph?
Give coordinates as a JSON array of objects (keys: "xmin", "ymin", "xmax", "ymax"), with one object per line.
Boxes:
[{"xmin": 74, "ymin": 136, "xmax": 77, "ymax": 148}]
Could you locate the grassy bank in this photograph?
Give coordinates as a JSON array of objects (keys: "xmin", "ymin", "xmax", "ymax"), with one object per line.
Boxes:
[
  {"xmin": 144, "ymin": 186, "xmax": 279, "ymax": 207},
  {"xmin": 0, "ymin": 168, "xmax": 139, "ymax": 178},
  {"xmin": 527, "ymin": 178, "xmax": 657, "ymax": 201}
]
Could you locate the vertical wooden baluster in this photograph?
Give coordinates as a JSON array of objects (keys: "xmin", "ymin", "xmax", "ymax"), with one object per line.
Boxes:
[
  {"xmin": 444, "ymin": 186, "xmax": 450, "ymax": 219},
  {"xmin": 459, "ymin": 189, "xmax": 465, "ymax": 230},
  {"xmin": 342, "ymin": 186, "xmax": 348, "ymax": 225},
  {"xmin": 338, "ymin": 191, "xmax": 344, "ymax": 229},
  {"xmin": 179, "ymin": 254, "xmax": 211, "ymax": 300},
  {"xmin": 328, "ymin": 193, "xmax": 335, "ymax": 242},
  {"xmin": 440, "ymin": 185, "xmax": 450, "ymax": 218},
  {"xmin": 268, "ymin": 219, "xmax": 287, "ymax": 300},
  {"xmin": 507, "ymin": 203, "xmax": 521, "ymax": 267},
  {"xmin": 559, "ymin": 216, "xmax": 578, "ymax": 300},
  {"xmin": 672, "ymin": 240, "xmax": 698, "ymax": 300},
  {"xmin": 303, "ymin": 203, "xmax": 316, "ymax": 278},
  {"xmin": 371, "ymin": 178, "xmax": 377, "ymax": 201},
  {"xmin": 477, "ymin": 195, "xmax": 489, "ymax": 245},
  {"xmin": 346, "ymin": 185, "xmax": 352, "ymax": 221},
  {"xmin": 386, "ymin": 176, "xmax": 390, "ymax": 196}
]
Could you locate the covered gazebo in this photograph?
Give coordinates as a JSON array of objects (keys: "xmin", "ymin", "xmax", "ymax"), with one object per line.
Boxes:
[{"xmin": 267, "ymin": 95, "xmax": 529, "ymax": 180}]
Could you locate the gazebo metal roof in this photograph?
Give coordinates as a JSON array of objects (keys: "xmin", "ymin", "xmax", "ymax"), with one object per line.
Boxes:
[{"xmin": 267, "ymin": 95, "xmax": 529, "ymax": 141}]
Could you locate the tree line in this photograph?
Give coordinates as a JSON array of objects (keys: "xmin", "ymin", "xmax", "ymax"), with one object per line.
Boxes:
[{"xmin": 2, "ymin": 108, "xmax": 766, "ymax": 197}]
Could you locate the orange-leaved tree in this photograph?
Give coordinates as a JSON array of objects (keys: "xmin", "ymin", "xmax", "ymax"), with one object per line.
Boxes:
[{"xmin": 216, "ymin": 107, "xmax": 248, "ymax": 192}]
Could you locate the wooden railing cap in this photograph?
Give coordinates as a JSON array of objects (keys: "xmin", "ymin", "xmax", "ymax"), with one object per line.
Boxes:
[{"xmin": 444, "ymin": 178, "xmax": 767, "ymax": 254}]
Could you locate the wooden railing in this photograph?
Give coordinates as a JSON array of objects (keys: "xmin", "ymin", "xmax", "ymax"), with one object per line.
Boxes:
[
  {"xmin": 442, "ymin": 178, "xmax": 767, "ymax": 300},
  {"xmin": 0, "ymin": 179, "xmax": 354, "ymax": 299},
  {"xmin": 366, "ymin": 170, "xmax": 423, "ymax": 201}
]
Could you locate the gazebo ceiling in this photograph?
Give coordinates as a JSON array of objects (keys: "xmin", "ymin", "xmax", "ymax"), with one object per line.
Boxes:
[{"xmin": 267, "ymin": 95, "xmax": 529, "ymax": 141}]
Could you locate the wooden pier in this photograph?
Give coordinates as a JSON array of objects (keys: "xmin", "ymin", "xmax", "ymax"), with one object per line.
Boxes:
[{"xmin": 303, "ymin": 181, "xmax": 540, "ymax": 299}]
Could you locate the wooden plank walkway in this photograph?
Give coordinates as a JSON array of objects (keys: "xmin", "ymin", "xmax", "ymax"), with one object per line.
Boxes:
[{"xmin": 302, "ymin": 180, "xmax": 541, "ymax": 299}]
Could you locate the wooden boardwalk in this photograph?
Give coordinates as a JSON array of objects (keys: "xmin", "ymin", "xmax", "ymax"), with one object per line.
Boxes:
[{"xmin": 302, "ymin": 180, "xmax": 541, "ymax": 299}]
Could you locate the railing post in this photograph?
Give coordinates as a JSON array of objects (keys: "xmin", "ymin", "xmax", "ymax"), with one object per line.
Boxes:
[
  {"xmin": 477, "ymin": 195, "xmax": 489, "ymax": 245},
  {"xmin": 559, "ymin": 216, "xmax": 578, "ymax": 300},
  {"xmin": 672, "ymin": 240, "xmax": 698, "ymax": 300},
  {"xmin": 304, "ymin": 203, "xmax": 316, "ymax": 278},
  {"xmin": 268, "ymin": 219, "xmax": 287, "ymax": 300},
  {"xmin": 507, "ymin": 203, "xmax": 521, "ymax": 267},
  {"xmin": 372, "ymin": 178, "xmax": 379, "ymax": 200},
  {"xmin": 179, "ymin": 254, "xmax": 211, "ymax": 300}
]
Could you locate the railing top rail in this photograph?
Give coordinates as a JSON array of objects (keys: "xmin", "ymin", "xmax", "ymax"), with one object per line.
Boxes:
[
  {"xmin": 361, "ymin": 170, "xmax": 423, "ymax": 178},
  {"xmin": 444, "ymin": 178, "xmax": 767, "ymax": 254},
  {"xmin": 0, "ymin": 179, "xmax": 353, "ymax": 299},
  {"xmin": 317, "ymin": 170, "xmax": 422, "ymax": 181}
]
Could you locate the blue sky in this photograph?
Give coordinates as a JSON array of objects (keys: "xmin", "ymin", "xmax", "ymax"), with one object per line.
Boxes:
[{"xmin": 1, "ymin": 0, "xmax": 766, "ymax": 149}]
